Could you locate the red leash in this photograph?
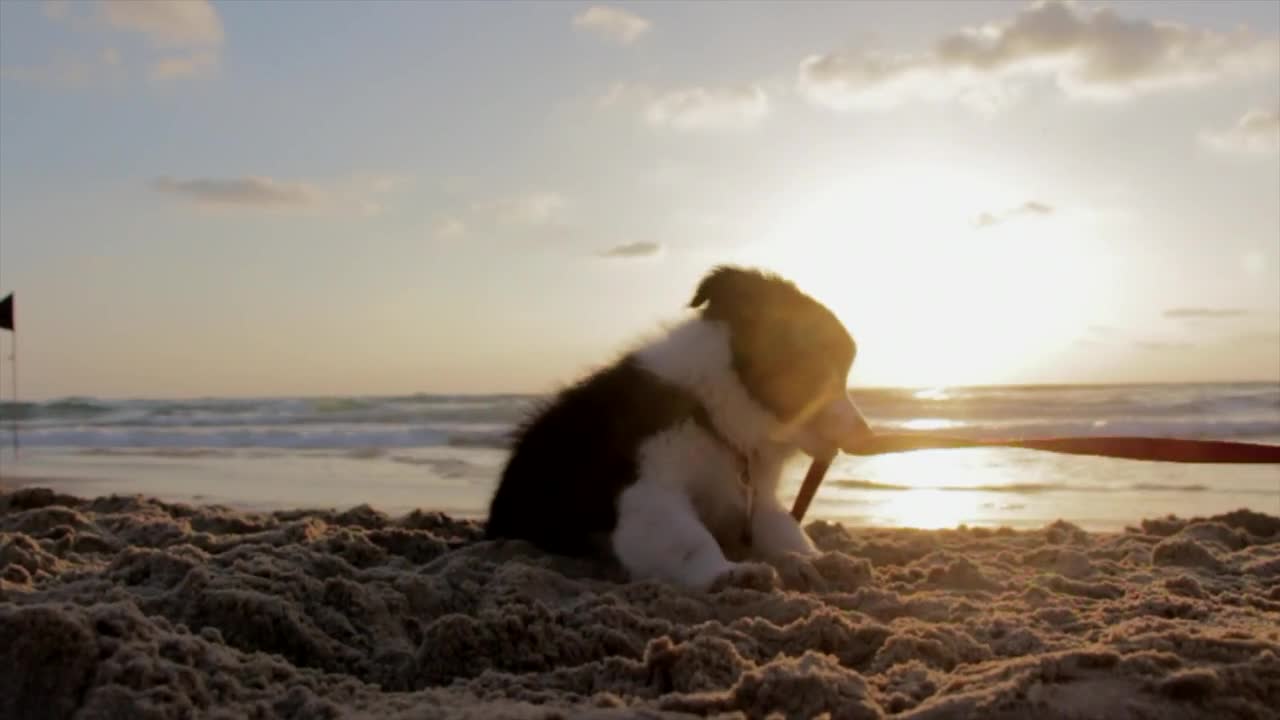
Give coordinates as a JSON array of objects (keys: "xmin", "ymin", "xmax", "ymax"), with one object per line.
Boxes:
[{"xmin": 790, "ymin": 434, "xmax": 1280, "ymax": 522}]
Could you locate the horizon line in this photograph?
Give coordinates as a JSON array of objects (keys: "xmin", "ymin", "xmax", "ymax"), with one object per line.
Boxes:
[{"xmin": 4, "ymin": 377, "xmax": 1279, "ymax": 404}]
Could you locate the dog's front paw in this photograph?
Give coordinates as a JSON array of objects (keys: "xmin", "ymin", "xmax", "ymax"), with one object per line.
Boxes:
[
  {"xmin": 709, "ymin": 561, "xmax": 780, "ymax": 593},
  {"xmin": 771, "ymin": 552, "xmax": 828, "ymax": 592}
]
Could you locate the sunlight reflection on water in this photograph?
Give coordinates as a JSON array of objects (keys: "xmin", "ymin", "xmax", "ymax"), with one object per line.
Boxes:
[
  {"xmin": 791, "ymin": 443, "xmax": 1280, "ymax": 531},
  {"xmin": 899, "ymin": 418, "xmax": 964, "ymax": 431},
  {"xmin": 872, "ymin": 489, "xmax": 985, "ymax": 529},
  {"xmin": 823, "ymin": 447, "xmax": 1030, "ymax": 528},
  {"xmin": 912, "ymin": 387, "xmax": 952, "ymax": 401}
]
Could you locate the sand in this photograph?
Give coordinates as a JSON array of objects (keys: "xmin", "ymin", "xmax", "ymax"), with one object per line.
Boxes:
[{"xmin": 2, "ymin": 486, "xmax": 1278, "ymax": 720}]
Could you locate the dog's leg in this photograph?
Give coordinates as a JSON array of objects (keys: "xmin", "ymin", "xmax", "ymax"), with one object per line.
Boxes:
[
  {"xmin": 747, "ymin": 456, "xmax": 819, "ymax": 558},
  {"xmin": 612, "ymin": 481, "xmax": 738, "ymax": 590},
  {"xmin": 749, "ymin": 497, "xmax": 819, "ymax": 557}
]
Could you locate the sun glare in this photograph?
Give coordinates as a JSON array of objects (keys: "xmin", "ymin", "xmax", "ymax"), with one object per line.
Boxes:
[{"xmin": 740, "ymin": 161, "xmax": 1120, "ymax": 387}]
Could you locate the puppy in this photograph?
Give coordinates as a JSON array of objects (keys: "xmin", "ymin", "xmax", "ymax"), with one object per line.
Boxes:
[{"xmin": 484, "ymin": 265, "xmax": 872, "ymax": 590}]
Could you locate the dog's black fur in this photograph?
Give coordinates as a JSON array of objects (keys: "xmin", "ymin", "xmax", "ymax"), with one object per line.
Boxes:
[{"xmin": 484, "ymin": 356, "xmax": 721, "ymax": 556}]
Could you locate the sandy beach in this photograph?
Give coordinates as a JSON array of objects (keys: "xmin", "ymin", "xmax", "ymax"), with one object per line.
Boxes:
[{"xmin": 2, "ymin": 485, "xmax": 1278, "ymax": 720}]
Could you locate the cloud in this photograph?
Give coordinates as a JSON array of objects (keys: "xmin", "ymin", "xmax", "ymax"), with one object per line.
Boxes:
[
  {"xmin": 798, "ymin": 0, "xmax": 1279, "ymax": 111},
  {"xmin": 432, "ymin": 217, "xmax": 467, "ymax": 241},
  {"xmin": 594, "ymin": 80, "xmax": 770, "ymax": 131},
  {"xmin": 646, "ymin": 85, "xmax": 770, "ymax": 130},
  {"xmin": 1235, "ymin": 330, "xmax": 1280, "ymax": 345},
  {"xmin": 1201, "ymin": 103, "xmax": 1280, "ymax": 155},
  {"xmin": 472, "ymin": 191, "xmax": 567, "ymax": 226},
  {"xmin": 151, "ymin": 174, "xmax": 404, "ymax": 215},
  {"xmin": 0, "ymin": 53, "xmax": 116, "ymax": 89},
  {"xmin": 595, "ymin": 81, "xmax": 655, "ymax": 109},
  {"xmin": 1241, "ymin": 250, "xmax": 1269, "ymax": 277},
  {"xmin": 8, "ymin": 0, "xmax": 224, "ymax": 87},
  {"xmin": 1136, "ymin": 340, "xmax": 1195, "ymax": 351},
  {"xmin": 149, "ymin": 50, "xmax": 218, "ymax": 82},
  {"xmin": 974, "ymin": 200, "xmax": 1054, "ymax": 228},
  {"xmin": 101, "ymin": 0, "xmax": 223, "ymax": 83},
  {"xmin": 598, "ymin": 241, "xmax": 663, "ymax": 259},
  {"xmin": 99, "ymin": 0, "xmax": 224, "ymax": 48},
  {"xmin": 430, "ymin": 189, "xmax": 569, "ymax": 239},
  {"xmin": 798, "ymin": 50, "xmax": 961, "ymax": 112},
  {"xmin": 572, "ymin": 5, "xmax": 651, "ymax": 46},
  {"xmin": 42, "ymin": 0, "xmax": 71, "ymax": 21},
  {"xmin": 153, "ymin": 176, "xmax": 317, "ymax": 207},
  {"xmin": 1075, "ymin": 323, "xmax": 1124, "ymax": 347},
  {"xmin": 1163, "ymin": 307, "xmax": 1249, "ymax": 319}
]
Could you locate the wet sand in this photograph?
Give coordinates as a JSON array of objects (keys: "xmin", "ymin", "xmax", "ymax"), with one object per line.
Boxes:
[{"xmin": 2, "ymin": 486, "xmax": 1278, "ymax": 719}]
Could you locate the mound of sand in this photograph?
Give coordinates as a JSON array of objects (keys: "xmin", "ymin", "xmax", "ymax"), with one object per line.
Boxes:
[{"xmin": 2, "ymin": 487, "xmax": 1278, "ymax": 719}]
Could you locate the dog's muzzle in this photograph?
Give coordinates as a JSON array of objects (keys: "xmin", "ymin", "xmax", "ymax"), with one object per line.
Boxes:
[{"xmin": 799, "ymin": 391, "xmax": 874, "ymax": 456}]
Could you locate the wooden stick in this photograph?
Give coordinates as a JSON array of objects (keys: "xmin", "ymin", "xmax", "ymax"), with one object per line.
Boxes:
[
  {"xmin": 789, "ymin": 433, "xmax": 1280, "ymax": 523},
  {"xmin": 790, "ymin": 448, "xmax": 835, "ymax": 522}
]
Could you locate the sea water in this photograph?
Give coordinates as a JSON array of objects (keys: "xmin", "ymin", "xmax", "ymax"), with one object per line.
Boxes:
[{"xmin": 2, "ymin": 383, "xmax": 1277, "ymax": 530}]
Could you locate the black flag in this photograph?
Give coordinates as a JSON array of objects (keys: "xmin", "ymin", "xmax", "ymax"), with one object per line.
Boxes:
[{"xmin": 0, "ymin": 293, "xmax": 11, "ymax": 331}]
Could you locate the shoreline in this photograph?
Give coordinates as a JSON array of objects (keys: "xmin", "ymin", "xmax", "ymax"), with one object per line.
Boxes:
[
  {"xmin": 6, "ymin": 447, "xmax": 1280, "ymax": 533},
  {"xmin": 3, "ymin": 486, "xmax": 1279, "ymax": 719}
]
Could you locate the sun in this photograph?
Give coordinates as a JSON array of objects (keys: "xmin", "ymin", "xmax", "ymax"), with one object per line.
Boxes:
[{"xmin": 738, "ymin": 161, "xmax": 1119, "ymax": 387}]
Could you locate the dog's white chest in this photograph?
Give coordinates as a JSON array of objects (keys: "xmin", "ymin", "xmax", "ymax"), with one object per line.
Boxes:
[
  {"xmin": 695, "ymin": 468, "xmax": 751, "ymax": 540},
  {"xmin": 648, "ymin": 423, "xmax": 755, "ymax": 558}
]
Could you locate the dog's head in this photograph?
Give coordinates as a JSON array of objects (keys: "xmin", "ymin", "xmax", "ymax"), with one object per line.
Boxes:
[{"xmin": 690, "ymin": 265, "xmax": 873, "ymax": 455}]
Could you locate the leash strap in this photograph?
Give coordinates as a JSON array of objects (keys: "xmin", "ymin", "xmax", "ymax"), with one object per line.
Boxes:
[{"xmin": 790, "ymin": 434, "xmax": 1280, "ymax": 523}]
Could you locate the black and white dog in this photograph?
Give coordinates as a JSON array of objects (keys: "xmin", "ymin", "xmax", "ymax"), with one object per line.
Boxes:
[{"xmin": 484, "ymin": 265, "xmax": 872, "ymax": 590}]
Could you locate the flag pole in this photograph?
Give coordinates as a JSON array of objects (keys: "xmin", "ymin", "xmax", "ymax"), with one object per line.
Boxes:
[
  {"xmin": 0, "ymin": 291, "xmax": 14, "ymax": 472},
  {"xmin": 1, "ymin": 328, "xmax": 4, "ymax": 485},
  {"xmin": 10, "ymin": 326, "xmax": 16, "ymax": 461}
]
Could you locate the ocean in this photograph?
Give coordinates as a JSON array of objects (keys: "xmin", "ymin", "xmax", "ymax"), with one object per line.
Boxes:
[{"xmin": 2, "ymin": 383, "xmax": 1277, "ymax": 530}]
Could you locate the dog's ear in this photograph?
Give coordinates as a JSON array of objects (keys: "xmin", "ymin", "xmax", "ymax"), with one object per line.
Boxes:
[{"xmin": 690, "ymin": 265, "xmax": 761, "ymax": 309}]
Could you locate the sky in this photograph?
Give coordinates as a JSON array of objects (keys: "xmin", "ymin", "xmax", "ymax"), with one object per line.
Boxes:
[{"xmin": 0, "ymin": 0, "xmax": 1278, "ymax": 400}]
